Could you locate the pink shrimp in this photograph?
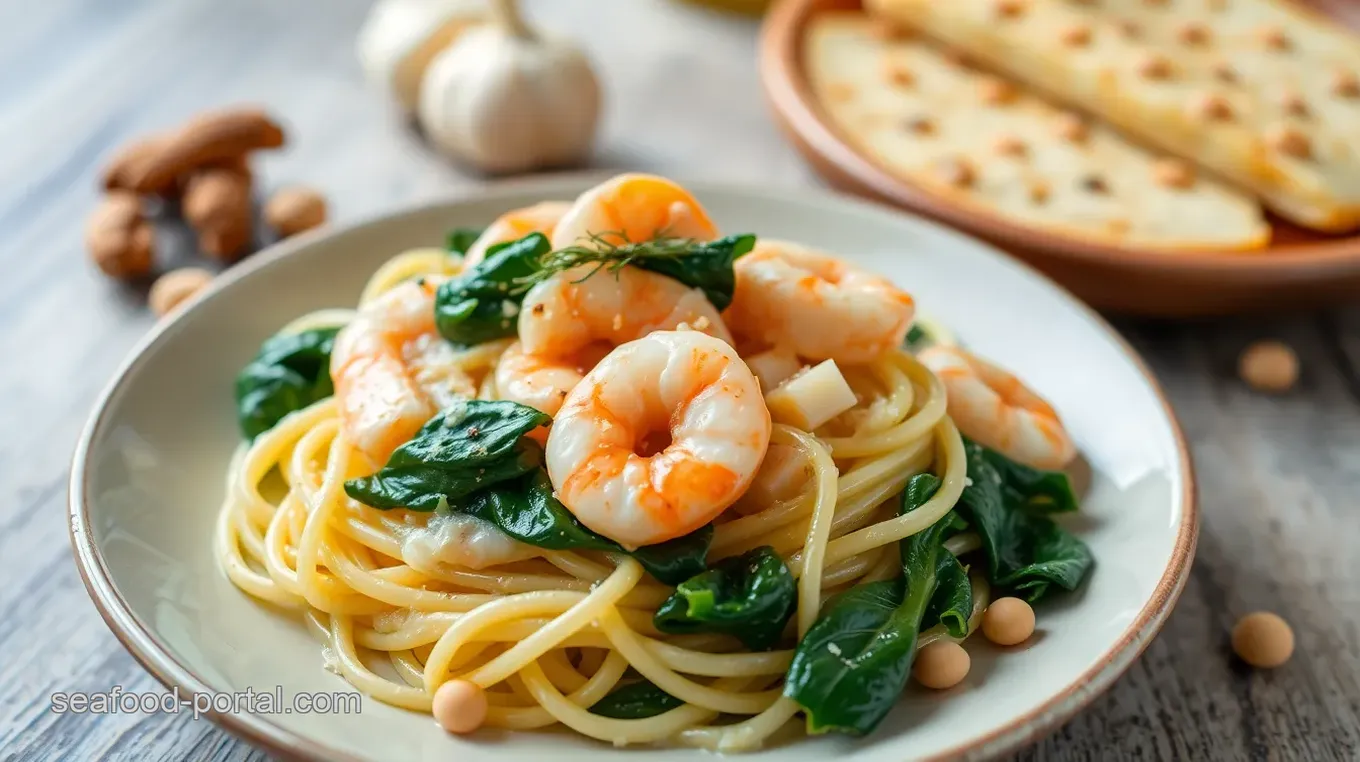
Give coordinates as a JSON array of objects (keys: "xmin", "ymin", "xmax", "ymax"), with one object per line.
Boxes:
[
  {"xmin": 549, "ymin": 173, "xmax": 719, "ymax": 250},
  {"xmin": 331, "ymin": 278, "xmax": 476, "ymax": 466},
  {"xmin": 724, "ymin": 240, "xmax": 915, "ymax": 365},
  {"xmin": 463, "ymin": 201, "xmax": 571, "ymax": 267},
  {"xmin": 545, "ymin": 331, "xmax": 771, "ymax": 548},
  {"xmin": 919, "ymin": 346, "xmax": 1075, "ymax": 469}
]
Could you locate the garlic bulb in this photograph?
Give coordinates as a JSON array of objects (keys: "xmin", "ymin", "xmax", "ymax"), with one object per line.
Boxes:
[
  {"xmin": 417, "ymin": 0, "xmax": 601, "ymax": 174},
  {"xmin": 357, "ymin": 0, "xmax": 483, "ymax": 112}
]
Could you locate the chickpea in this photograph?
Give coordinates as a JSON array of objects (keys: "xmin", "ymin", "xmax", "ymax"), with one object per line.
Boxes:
[
  {"xmin": 1238, "ymin": 341, "xmax": 1298, "ymax": 393},
  {"xmin": 913, "ymin": 641, "xmax": 971, "ymax": 689},
  {"xmin": 982, "ymin": 597, "xmax": 1036, "ymax": 646},
  {"xmin": 431, "ymin": 679, "xmax": 488, "ymax": 734},
  {"xmin": 1232, "ymin": 612, "xmax": 1294, "ymax": 668},
  {"xmin": 148, "ymin": 268, "xmax": 214, "ymax": 317}
]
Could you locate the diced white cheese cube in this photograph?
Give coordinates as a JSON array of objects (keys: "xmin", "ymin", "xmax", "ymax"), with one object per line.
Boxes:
[{"xmin": 765, "ymin": 359, "xmax": 857, "ymax": 431}]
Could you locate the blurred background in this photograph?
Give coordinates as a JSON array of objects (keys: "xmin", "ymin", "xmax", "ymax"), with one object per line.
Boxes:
[{"xmin": 3, "ymin": 0, "xmax": 1358, "ymax": 759}]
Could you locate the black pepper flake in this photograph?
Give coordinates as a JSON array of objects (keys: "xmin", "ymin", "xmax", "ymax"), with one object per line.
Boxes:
[
  {"xmin": 1081, "ymin": 175, "xmax": 1109, "ymax": 194},
  {"xmin": 532, "ymin": 304, "xmax": 546, "ymax": 316},
  {"xmin": 467, "ymin": 426, "xmax": 481, "ymax": 438}
]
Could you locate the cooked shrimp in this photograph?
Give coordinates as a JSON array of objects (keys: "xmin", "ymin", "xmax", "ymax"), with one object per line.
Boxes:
[
  {"xmin": 463, "ymin": 201, "xmax": 571, "ymax": 267},
  {"xmin": 545, "ymin": 331, "xmax": 771, "ymax": 548},
  {"xmin": 919, "ymin": 346, "xmax": 1075, "ymax": 470},
  {"xmin": 724, "ymin": 240, "xmax": 915, "ymax": 365},
  {"xmin": 332, "ymin": 277, "xmax": 476, "ymax": 466},
  {"xmin": 550, "ymin": 173, "xmax": 719, "ymax": 250},
  {"xmin": 518, "ymin": 265, "xmax": 734, "ymax": 358},
  {"xmin": 501, "ymin": 266, "xmax": 735, "ymax": 440},
  {"xmin": 494, "ymin": 340, "xmax": 610, "ymax": 419}
]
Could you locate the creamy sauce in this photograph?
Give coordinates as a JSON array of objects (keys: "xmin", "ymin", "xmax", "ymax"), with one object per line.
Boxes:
[{"xmin": 399, "ymin": 511, "xmax": 537, "ymax": 572}]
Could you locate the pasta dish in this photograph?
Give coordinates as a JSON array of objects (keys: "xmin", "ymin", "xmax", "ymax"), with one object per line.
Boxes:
[{"xmin": 217, "ymin": 173, "xmax": 1093, "ymax": 750}]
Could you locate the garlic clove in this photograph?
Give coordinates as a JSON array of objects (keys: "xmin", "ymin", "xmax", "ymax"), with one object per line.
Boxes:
[
  {"xmin": 417, "ymin": 22, "xmax": 601, "ymax": 174},
  {"xmin": 357, "ymin": 0, "xmax": 484, "ymax": 113}
]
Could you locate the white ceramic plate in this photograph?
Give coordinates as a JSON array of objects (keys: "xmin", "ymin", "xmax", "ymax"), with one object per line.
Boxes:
[{"xmin": 71, "ymin": 177, "xmax": 1196, "ymax": 762}]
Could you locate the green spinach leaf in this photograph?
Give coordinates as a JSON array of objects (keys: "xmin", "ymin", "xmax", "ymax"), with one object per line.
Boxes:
[
  {"xmin": 588, "ymin": 680, "xmax": 684, "ymax": 719},
  {"xmin": 977, "ymin": 446, "xmax": 1079, "ymax": 514},
  {"xmin": 529, "ymin": 234, "xmax": 756, "ymax": 311},
  {"xmin": 445, "ymin": 227, "xmax": 485, "ymax": 256},
  {"xmin": 957, "ymin": 440, "xmax": 1093, "ymax": 602},
  {"xmin": 626, "ymin": 234, "xmax": 755, "ymax": 310},
  {"xmin": 921, "ymin": 551, "xmax": 972, "ymax": 638},
  {"xmin": 783, "ymin": 474, "xmax": 968, "ymax": 735},
  {"xmin": 653, "ymin": 546, "xmax": 796, "ymax": 650},
  {"xmin": 630, "ymin": 526, "xmax": 715, "ymax": 586},
  {"xmin": 234, "ymin": 326, "xmax": 340, "ymax": 439},
  {"xmin": 344, "ymin": 400, "xmax": 548, "ymax": 511},
  {"xmin": 901, "ymin": 475, "xmax": 972, "ymax": 638},
  {"xmin": 460, "ymin": 470, "xmax": 617, "ymax": 552},
  {"xmin": 434, "ymin": 233, "xmax": 550, "ymax": 347}
]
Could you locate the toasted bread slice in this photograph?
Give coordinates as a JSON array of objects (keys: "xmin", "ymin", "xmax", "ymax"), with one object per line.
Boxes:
[
  {"xmin": 807, "ymin": 12, "xmax": 1269, "ymax": 249},
  {"xmin": 866, "ymin": 0, "xmax": 1360, "ymax": 232}
]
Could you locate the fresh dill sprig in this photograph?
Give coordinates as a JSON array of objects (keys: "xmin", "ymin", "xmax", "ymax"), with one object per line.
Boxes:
[{"xmin": 518, "ymin": 231, "xmax": 705, "ymax": 287}]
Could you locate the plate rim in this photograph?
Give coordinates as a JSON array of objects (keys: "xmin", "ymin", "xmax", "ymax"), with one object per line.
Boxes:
[
  {"xmin": 758, "ymin": 0, "xmax": 1360, "ymax": 278},
  {"xmin": 68, "ymin": 175, "xmax": 1199, "ymax": 762}
]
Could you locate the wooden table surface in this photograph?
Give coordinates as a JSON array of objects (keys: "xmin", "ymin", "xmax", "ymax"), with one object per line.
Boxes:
[{"xmin": 3, "ymin": 0, "xmax": 1357, "ymax": 759}]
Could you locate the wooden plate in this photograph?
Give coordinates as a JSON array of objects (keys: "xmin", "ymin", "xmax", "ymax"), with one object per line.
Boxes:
[{"xmin": 760, "ymin": 0, "xmax": 1360, "ymax": 316}]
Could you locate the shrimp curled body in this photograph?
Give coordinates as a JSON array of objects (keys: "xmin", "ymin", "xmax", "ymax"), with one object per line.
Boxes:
[
  {"xmin": 463, "ymin": 201, "xmax": 571, "ymax": 268},
  {"xmin": 549, "ymin": 173, "xmax": 719, "ymax": 250},
  {"xmin": 725, "ymin": 240, "xmax": 915, "ymax": 365},
  {"xmin": 331, "ymin": 278, "xmax": 476, "ymax": 466},
  {"xmin": 546, "ymin": 330, "xmax": 771, "ymax": 548},
  {"xmin": 494, "ymin": 340, "xmax": 609, "ymax": 419},
  {"xmin": 494, "ymin": 173, "xmax": 731, "ymax": 417},
  {"xmin": 498, "ymin": 266, "xmax": 734, "ymax": 417},
  {"xmin": 919, "ymin": 346, "xmax": 1075, "ymax": 470}
]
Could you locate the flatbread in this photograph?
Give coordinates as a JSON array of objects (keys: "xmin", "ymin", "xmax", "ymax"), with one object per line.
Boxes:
[
  {"xmin": 806, "ymin": 12, "xmax": 1270, "ymax": 249},
  {"xmin": 867, "ymin": 0, "xmax": 1360, "ymax": 232}
]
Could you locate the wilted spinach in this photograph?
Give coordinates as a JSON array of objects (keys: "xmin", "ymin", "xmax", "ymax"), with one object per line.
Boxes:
[
  {"xmin": 782, "ymin": 474, "xmax": 972, "ymax": 736},
  {"xmin": 433, "ymin": 232, "xmax": 754, "ymax": 348},
  {"xmin": 588, "ymin": 680, "xmax": 684, "ymax": 719},
  {"xmin": 433, "ymin": 233, "xmax": 550, "ymax": 347},
  {"xmin": 343, "ymin": 400, "xmax": 548, "ymax": 510},
  {"xmin": 975, "ymin": 445, "xmax": 1079, "ymax": 514},
  {"xmin": 653, "ymin": 546, "xmax": 796, "ymax": 650},
  {"xmin": 957, "ymin": 440, "xmax": 1093, "ymax": 602},
  {"xmin": 348, "ymin": 414, "xmax": 713, "ymax": 586},
  {"xmin": 234, "ymin": 326, "xmax": 340, "ymax": 439},
  {"xmin": 523, "ymin": 232, "xmax": 756, "ymax": 311},
  {"xmin": 445, "ymin": 227, "xmax": 485, "ymax": 256}
]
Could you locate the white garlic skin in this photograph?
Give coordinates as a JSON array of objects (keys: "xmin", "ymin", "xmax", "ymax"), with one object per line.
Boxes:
[
  {"xmin": 356, "ymin": 0, "xmax": 483, "ymax": 113},
  {"xmin": 417, "ymin": 25, "xmax": 602, "ymax": 174}
]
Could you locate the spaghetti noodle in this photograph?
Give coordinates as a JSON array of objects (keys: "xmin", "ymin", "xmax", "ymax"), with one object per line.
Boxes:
[{"xmin": 217, "ymin": 176, "xmax": 1090, "ymax": 750}]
